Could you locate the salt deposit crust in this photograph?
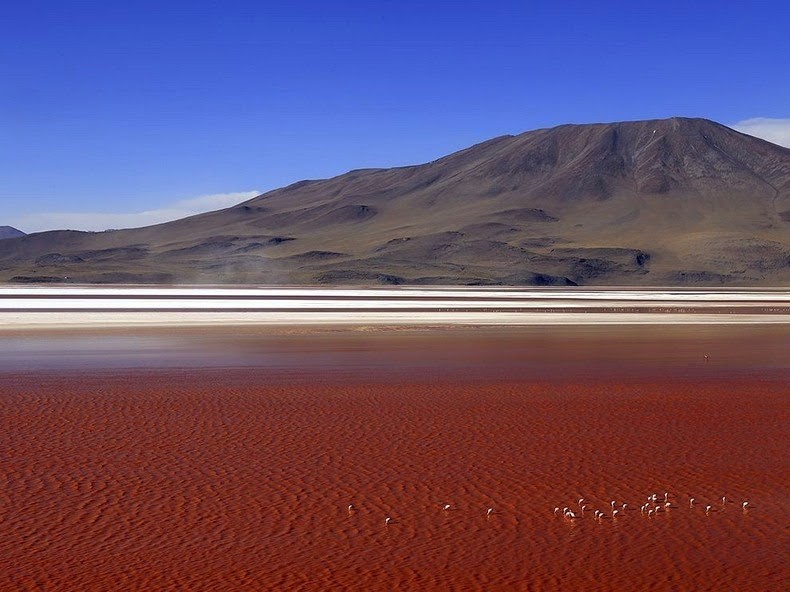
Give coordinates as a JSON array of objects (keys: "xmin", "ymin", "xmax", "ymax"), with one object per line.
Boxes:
[{"xmin": 0, "ymin": 286, "xmax": 788, "ymax": 329}]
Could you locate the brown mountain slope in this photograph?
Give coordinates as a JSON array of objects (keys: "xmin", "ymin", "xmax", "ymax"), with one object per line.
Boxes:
[{"xmin": 3, "ymin": 117, "xmax": 789, "ymax": 285}]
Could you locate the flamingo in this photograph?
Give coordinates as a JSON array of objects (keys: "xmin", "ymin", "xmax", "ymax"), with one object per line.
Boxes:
[
  {"xmin": 705, "ymin": 505, "xmax": 712, "ymax": 514},
  {"xmin": 348, "ymin": 504, "xmax": 355, "ymax": 512},
  {"xmin": 487, "ymin": 508, "xmax": 494, "ymax": 517},
  {"xmin": 443, "ymin": 504, "xmax": 451, "ymax": 511},
  {"xmin": 554, "ymin": 507, "xmax": 561, "ymax": 515},
  {"xmin": 689, "ymin": 498, "xmax": 695, "ymax": 507},
  {"xmin": 664, "ymin": 492, "xmax": 669, "ymax": 502},
  {"xmin": 613, "ymin": 510, "xmax": 620, "ymax": 517},
  {"xmin": 742, "ymin": 501, "xmax": 749, "ymax": 510},
  {"xmin": 578, "ymin": 497, "xmax": 585, "ymax": 507},
  {"xmin": 611, "ymin": 500, "xmax": 616, "ymax": 510},
  {"xmin": 385, "ymin": 517, "xmax": 392, "ymax": 525},
  {"xmin": 622, "ymin": 503, "xmax": 628, "ymax": 511}
]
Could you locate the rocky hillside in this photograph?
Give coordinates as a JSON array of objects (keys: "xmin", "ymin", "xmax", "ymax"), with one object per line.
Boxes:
[{"xmin": 2, "ymin": 117, "xmax": 789, "ymax": 285}]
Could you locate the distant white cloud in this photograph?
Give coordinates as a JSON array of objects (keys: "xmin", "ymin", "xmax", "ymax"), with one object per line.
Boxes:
[
  {"xmin": 731, "ymin": 117, "xmax": 790, "ymax": 148},
  {"xmin": 13, "ymin": 190, "xmax": 260, "ymax": 234}
]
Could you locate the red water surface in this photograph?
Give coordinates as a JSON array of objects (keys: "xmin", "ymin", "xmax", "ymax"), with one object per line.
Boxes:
[{"xmin": 0, "ymin": 327, "xmax": 788, "ymax": 591}]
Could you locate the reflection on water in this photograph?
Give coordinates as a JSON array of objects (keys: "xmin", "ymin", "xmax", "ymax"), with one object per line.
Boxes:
[
  {"xmin": 0, "ymin": 334, "xmax": 229, "ymax": 371},
  {"xmin": 1, "ymin": 325, "xmax": 787, "ymax": 378}
]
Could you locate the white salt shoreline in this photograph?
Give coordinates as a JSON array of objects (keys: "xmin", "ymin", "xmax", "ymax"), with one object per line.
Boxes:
[{"xmin": 0, "ymin": 286, "xmax": 787, "ymax": 329}]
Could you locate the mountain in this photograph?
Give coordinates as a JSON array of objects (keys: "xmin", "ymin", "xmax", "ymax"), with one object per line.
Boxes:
[
  {"xmin": 0, "ymin": 227, "xmax": 25, "ymax": 241},
  {"xmin": 2, "ymin": 117, "xmax": 789, "ymax": 285}
]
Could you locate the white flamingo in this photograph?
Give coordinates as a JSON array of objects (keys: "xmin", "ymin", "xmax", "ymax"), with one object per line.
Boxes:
[
  {"xmin": 443, "ymin": 504, "xmax": 451, "ymax": 511},
  {"xmin": 385, "ymin": 517, "xmax": 392, "ymax": 525},
  {"xmin": 705, "ymin": 505, "xmax": 712, "ymax": 514},
  {"xmin": 742, "ymin": 501, "xmax": 749, "ymax": 510},
  {"xmin": 689, "ymin": 498, "xmax": 695, "ymax": 507},
  {"xmin": 487, "ymin": 508, "xmax": 494, "ymax": 517}
]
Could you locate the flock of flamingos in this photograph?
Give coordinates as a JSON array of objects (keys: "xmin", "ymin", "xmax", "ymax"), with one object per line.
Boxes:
[
  {"xmin": 348, "ymin": 493, "xmax": 752, "ymax": 526},
  {"xmin": 555, "ymin": 492, "xmax": 750, "ymax": 521}
]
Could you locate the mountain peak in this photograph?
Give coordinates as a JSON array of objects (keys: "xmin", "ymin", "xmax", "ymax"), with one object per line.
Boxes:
[
  {"xmin": 460, "ymin": 116, "xmax": 790, "ymax": 201},
  {"xmin": 0, "ymin": 226, "xmax": 25, "ymax": 241}
]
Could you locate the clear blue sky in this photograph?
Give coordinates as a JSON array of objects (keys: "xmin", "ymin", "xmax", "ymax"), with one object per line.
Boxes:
[{"xmin": 3, "ymin": 0, "xmax": 789, "ymax": 232}]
